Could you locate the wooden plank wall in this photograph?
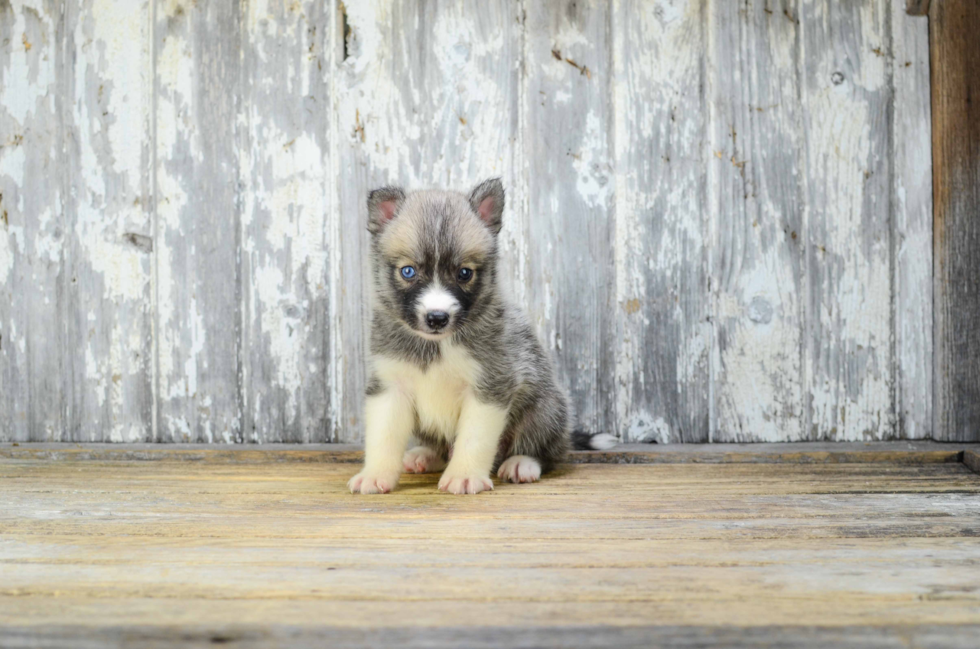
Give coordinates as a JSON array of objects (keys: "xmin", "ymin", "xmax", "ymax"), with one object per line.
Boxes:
[
  {"xmin": 931, "ymin": 0, "xmax": 980, "ymax": 442},
  {"xmin": 0, "ymin": 0, "xmax": 942, "ymax": 443}
]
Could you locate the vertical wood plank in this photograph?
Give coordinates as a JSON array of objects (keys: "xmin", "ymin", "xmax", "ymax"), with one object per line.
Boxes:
[
  {"xmin": 154, "ymin": 0, "xmax": 243, "ymax": 442},
  {"xmin": 612, "ymin": 0, "xmax": 708, "ymax": 442},
  {"xmin": 333, "ymin": 0, "xmax": 521, "ymax": 442},
  {"xmin": 891, "ymin": 4, "xmax": 932, "ymax": 439},
  {"xmin": 931, "ymin": 0, "xmax": 980, "ymax": 442},
  {"xmin": 0, "ymin": 0, "xmax": 66, "ymax": 441},
  {"xmin": 800, "ymin": 0, "xmax": 894, "ymax": 440},
  {"xmin": 525, "ymin": 0, "xmax": 615, "ymax": 437},
  {"xmin": 708, "ymin": 0, "xmax": 805, "ymax": 442},
  {"xmin": 241, "ymin": 0, "xmax": 333, "ymax": 442},
  {"xmin": 64, "ymin": 0, "xmax": 154, "ymax": 442}
]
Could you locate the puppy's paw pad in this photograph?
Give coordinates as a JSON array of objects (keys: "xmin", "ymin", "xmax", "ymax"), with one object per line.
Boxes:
[
  {"xmin": 437, "ymin": 473, "xmax": 493, "ymax": 495},
  {"xmin": 348, "ymin": 471, "xmax": 397, "ymax": 494},
  {"xmin": 403, "ymin": 446, "xmax": 446, "ymax": 474},
  {"xmin": 497, "ymin": 455, "xmax": 542, "ymax": 484}
]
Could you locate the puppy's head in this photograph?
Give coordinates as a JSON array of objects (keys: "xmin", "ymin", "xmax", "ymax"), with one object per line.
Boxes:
[{"xmin": 367, "ymin": 179, "xmax": 504, "ymax": 341}]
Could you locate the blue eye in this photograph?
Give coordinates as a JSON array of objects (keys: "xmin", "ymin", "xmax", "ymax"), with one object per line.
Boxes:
[
  {"xmin": 400, "ymin": 266, "xmax": 416, "ymax": 280},
  {"xmin": 457, "ymin": 268, "xmax": 473, "ymax": 283}
]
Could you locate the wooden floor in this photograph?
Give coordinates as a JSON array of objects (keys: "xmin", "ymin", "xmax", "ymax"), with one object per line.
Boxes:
[{"xmin": 2, "ymin": 443, "xmax": 980, "ymax": 648}]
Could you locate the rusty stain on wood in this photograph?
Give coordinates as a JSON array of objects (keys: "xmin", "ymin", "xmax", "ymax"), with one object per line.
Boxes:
[
  {"xmin": 622, "ymin": 298, "xmax": 640, "ymax": 315},
  {"xmin": 353, "ymin": 108, "xmax": 365, "ymax": 143}
]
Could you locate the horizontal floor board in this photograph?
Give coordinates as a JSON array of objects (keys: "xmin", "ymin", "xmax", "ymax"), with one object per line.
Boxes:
[{"xmin": 5, "ymin": 623, "xmax": 980, "ymax": 649}]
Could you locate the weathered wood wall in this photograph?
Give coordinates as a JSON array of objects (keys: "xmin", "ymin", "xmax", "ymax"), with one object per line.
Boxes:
[
  {"xmin": 931, "ymin": 0, "xmax": 980, "ymax": 442},
  {"xmin": 0, "ymin": 0, "xmax": 939, "ymax": 443}
]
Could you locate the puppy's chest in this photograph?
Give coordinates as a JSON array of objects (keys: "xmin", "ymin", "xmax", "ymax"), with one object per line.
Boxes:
[{"xmin": 375, "ymin": 345, "xmax": 482, "ymax": 438}]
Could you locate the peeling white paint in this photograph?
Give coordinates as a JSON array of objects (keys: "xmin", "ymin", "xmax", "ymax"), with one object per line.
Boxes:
[
  {"xmin": 0, "ymin": 226, "xmax": 12, "ymax": 285},
  {"xmin": 572, "ymin": 111, "xmax": 612, "ymax": 208},
  {"xmin": 626, "ymin": 413, "xmax": 671, "ymax": 444},
  {"xmin": 0, "ymin": 0, "xmax": 935, "ymax": 444},
  {"xmin": 801, "ymin": 0, "xmax": 895, "ymax": 440},
  {"xmin": 0, "ymin": 145, "xmax": 26, "ymax": 192}
]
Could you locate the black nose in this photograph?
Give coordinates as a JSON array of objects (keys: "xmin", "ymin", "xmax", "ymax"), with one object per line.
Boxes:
[{"xmin": 425, "ymin": 311, "xmax": 450, "ymax": 330}]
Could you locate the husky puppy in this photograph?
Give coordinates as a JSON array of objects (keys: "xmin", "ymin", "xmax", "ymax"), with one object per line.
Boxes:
[{"xmin": 348, "ymin": 179, "xmax": 614, "ymax": 495}]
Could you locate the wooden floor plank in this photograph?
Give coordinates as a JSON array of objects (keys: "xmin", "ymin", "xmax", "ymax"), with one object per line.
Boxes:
[
  {"xmin": 0, "ymin": 448, "xmax": 978, "ymax": 647},
  {"xmin": 5, "ymin": 623, "xmax": 980, "ymax": 649}
]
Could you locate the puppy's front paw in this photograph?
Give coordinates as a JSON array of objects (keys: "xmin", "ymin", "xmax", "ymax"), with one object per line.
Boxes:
[
  {"xmin": 348, "ymin": 470, "xmax": 398, "ymax": 494},
  {"xmin": 403, "ymin": 446, "xmax": 447, "ymax": 474},
  {"xmin": 437, "ymin": 471, "xmax": 493, "ymax": 495},
  {"xmin": 497, "ymin": 455, "xmax": 542, "ymax": 484}
]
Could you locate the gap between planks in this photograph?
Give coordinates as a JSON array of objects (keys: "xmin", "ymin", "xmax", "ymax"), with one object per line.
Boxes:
[{"xmin": 1, "ymin": 442, "xmax": 978, "ymax": 472}]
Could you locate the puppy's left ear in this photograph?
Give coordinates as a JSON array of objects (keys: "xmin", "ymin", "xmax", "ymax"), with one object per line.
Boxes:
[{"xmin": 468, "ymin": 178, "xmax": 504, "ymax": 235}]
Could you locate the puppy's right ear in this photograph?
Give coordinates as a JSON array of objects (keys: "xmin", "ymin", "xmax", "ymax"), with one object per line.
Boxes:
[{"xmin": 367, "ymin": 186, "xmax": 406, "ymax": 235}]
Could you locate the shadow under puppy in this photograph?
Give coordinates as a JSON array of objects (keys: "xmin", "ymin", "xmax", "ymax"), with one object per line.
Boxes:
[{"xmin": 348, "ymin": 179, "xmax": 614, "ymax": 495}]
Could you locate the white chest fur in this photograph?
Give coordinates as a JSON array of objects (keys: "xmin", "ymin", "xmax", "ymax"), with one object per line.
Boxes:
[{"xmin": 373, "ymin": 343, "xmax": 482, "ymax": 441}]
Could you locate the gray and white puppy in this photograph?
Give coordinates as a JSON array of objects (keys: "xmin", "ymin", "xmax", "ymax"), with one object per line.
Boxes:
[{"xmin": 348, "ymin": 179, "xmax": 614, "ymax": 495}]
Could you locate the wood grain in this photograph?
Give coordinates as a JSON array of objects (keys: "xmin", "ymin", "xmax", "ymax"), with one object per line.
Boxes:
[
  {"xmin": 524, "ymin": 0, "xmax": 615, "ymax": 437},
  {"xmin": 891, "ymin": 1, "xmax": 934, "ymax": 439},
  {"xmin": 240, "ymin": 0, "xmax": 334, "ymax": 442},
  {"xmin": 0, "ymin": 1, "xmax": 66, "ymax": 442},
  {"xmin": 5, "ymin": 623, "xmax": 980, "ymax": 649},
  {"xmin": 154, "ymin": 0, "xmax": 244, "ymax": 442},
  {"xmin": 611, "ymin": 0, "xmax": 708, "ymax": 443},
  {"xmin": 801, "ymin": 0, "xmax": 895, "ymax": 440},
  {"xmin": 931, "ymin": 0, "xmax": 980, "ymax": 441},
  {"xmin": 64, "ymin": 0, "xmax": 155, "ymax": 442},
  {"xmin": 1, "ymin": 452, "xmax": 978, "ymax": 646},
  {"xmin": 708, "ymin": 0, "xmax": 804, "ymax": 442}
]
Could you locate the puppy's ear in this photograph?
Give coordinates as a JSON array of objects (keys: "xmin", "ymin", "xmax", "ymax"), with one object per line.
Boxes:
[
  {"xmin": 468, "ymin": 178, "xmax": 504, "ymax": 235},
  {"xmin": 367, "ymin": 186, "xmax": 406, "ymax": 235}
]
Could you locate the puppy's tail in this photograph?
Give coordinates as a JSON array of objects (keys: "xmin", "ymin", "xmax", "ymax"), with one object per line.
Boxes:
[{"xmin": 571, "ymin": 430, "xmax": 619, "ymax": 451}]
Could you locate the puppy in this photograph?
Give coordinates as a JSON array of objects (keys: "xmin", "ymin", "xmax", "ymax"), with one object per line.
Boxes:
[{"xmin": 348, "ymin": 179, "xmax": 615, "ymax": 495}]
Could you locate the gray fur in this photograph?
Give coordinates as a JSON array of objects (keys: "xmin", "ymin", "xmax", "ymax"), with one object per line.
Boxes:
[{"xmin": 366, "ymin": 179, "xmax": 575, "ymax": 474}]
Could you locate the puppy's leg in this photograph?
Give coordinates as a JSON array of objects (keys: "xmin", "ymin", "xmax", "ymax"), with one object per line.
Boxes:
[
  {"xmin": 403, "ymin": 445, "xmax": 447, "ymax": 474},
  {"xmin": 348, "ymin": 388, "xmax": 413, "ymax": 494},
  {"xmin": 438, "ymin": 395, "xmax": 507, "ymax": 495},
  {"xmin": 503, "ymin": 390, "xmax": 569, "ymax": 477}
]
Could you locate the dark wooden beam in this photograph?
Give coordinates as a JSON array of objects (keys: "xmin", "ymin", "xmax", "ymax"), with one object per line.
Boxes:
[
  {"xmin": 964, "ymin": 450, "xmax": 980, "ymax": 474},
  {"xmin": 907, "ymin": 0, "xmax": 931, "ymax": 16},
  {"xmin": 932, "ymin": 0, "xmax": 980, "ymax": 441}
]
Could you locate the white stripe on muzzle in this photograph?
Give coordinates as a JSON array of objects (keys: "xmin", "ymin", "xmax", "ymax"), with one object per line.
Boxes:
[{"xmin": 417, "ymin": 282, "xmax": 460, "ymax": 316}]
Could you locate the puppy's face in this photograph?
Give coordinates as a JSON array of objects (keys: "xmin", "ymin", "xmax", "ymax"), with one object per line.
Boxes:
[{"xmin": 367, "ymin": 180, "xmax": 505, "ymax": 341}]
